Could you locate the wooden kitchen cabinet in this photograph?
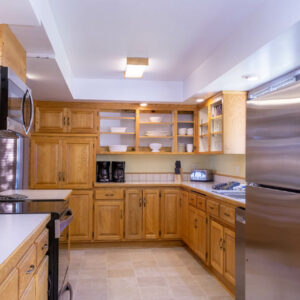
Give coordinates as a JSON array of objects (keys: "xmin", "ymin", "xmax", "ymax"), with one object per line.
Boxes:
[
  {"xmin": 35, "ymin": 107, "xmax": 66, "ymax": 133},
  {"xmin": 94, "ymin": 200, "xmax": 124, "ymax": 241},
  {"xmin": 20, "ymin": 278, "xmax": 35, "ymax": 300},
  {"xmin": 161, "ymin": 189, "xmax": 181, "ymax": 239},
  {"xmin": 210, "ymin": 220, "xmax": 235, "ymax": 285},
  {"xmin": 0, "ymin": 268, "xmax": 18, "ymax": 300},
  {"xmin": 143, "ymin": 189, "xmax": 160, "ymax": 239},
  {"xmin": 125, "ymin": 189, "xmax": 143, "ymax": 240},
  {"xmin": 181, "ymin": 190, "xmax": 189, "ymax": 242},
  {"xmin": 35, "ymin": 107, "xmax": 97, "ymax": 133},
  {"xmin": 35, "ymin": 256, "xmax": 49, "ymax": 300},
  {"xmin": 188, "ymin": 205, "xmax": 197, "ymax": 248},
  {"xmin": 30, "ymin": 136, "xmax": 95, "ymax": 189},
  {"xmin": 62, "ymin": 138, "xmax": 94, "ymax": 188},
  {"xmin": 195, "ymin": 209, "xmax": 207, "ymax": 262},
  {"xmin": 30, "ymin": 138, "xmax": 62, "ymax": 188},
  {"xmin": 69, "ymin": 190, "xmax": 93, "ymax": 241}
]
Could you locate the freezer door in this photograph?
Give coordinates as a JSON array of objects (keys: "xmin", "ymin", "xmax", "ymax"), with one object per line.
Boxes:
[
  {"xmin": 246, "ymin": 98, "xmax": 300, "ymax": 189},
  {"xmin": 246, "ymin": 186, "xmax": 300, "ymax": 300}
]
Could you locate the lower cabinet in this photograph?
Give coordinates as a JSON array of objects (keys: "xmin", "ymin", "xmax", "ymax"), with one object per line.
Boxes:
[
  {"xmin": 69, "ymin": 190, "xmax": 93, "ymax": 241},
  {"xmin": 20, "ymin": 278, "xmax": 35, "ymax": 300},
  {"xmin": 94, "ymin": 200, "xmax": 124, "ymax": 241},
  {"xmin": 161, "ymin": 189, "xmax": 181, "ymax": 239},
  {"xmin": 181, "ymin": 190, "xmax": 189, "ymax": 243},
  {"xmin": 0, "ymin": 268, "xmax": 18, "ymax": 300},
  {"xmin": 188, "ymin": 205, "xmax": 207, "ymax": 262},
  {"xmin": 35, "ymin": 256, "xmax": 49, "ymax": 300},
  {"xmin": 210, "ymin": 220, "xmax": 235, "ymax": 285}
]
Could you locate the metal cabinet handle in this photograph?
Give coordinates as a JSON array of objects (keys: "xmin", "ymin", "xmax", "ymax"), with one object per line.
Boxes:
[
  {"xmin": 120, "ymin": 210, "xmax": 123, "ymax": 219},
  {"xmin": 67, "ymin": 117, "xmax": 70, "ymax": 126},
  {"xmin": 139, "ymin": 198, "xmax": 142, "ymax": 207},
  {"xmin": 143, "ymin": 198, "xmax": 146, "ymax": 207},
  {"xmin": 105, "ymin": 193, "xmax": 114, "ymax": 196},
  {"xmin": 222, "ymin": 239, "xmax": 226, "ymax": 251},
  {"xmin": 62, "ymin": 172, "xmax": 65, "ymax": 181},
  {"xmin": 195, "ymin": 218, "xmax": 198, "ymax": 229},
  {"xmin": 63, "ymin": 116, "xmax": 66, "ymax": 126},
  {"xmin": 224, "ymin": 212, "xmax": 230, "ymax": 217},
  {"xmin": 42, "ymin": 243, "xmax": 48, "ymax": 251},
  {"xmin": 26, "ymin": 265, "xmax": 35, "ymax": 275},
  {"xmin": 209, "ymin": 206, "xmax": 215, "ymax": 210},
  {"xmin": 219, "ymin": 238, "xmax": 223, "ymax": 249},
  {"xmin": 58, "ymin": 172, "xmax": 61, "ymax": 182}
]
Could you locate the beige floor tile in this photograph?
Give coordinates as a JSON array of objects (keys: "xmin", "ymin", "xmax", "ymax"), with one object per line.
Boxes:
[
  {"xmin": 137, "ymin": 276, "xmax": 167, "ymax": 287},
  {"xmin": 107, "ymin": 268, "xmax": 135, "ymax": 278},
  {"xmin": 139, "ymin": 286, "xmax": 173, "ymax": 300}
]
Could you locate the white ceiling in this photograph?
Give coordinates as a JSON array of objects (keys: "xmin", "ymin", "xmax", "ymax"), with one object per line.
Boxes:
[
  {"xmin": 49, "ymin": 0, "xmax": 265, "ymax": 81},
  {"xmin": 2, "ymin": 0, "xmax": 300, "ymax": 102}
]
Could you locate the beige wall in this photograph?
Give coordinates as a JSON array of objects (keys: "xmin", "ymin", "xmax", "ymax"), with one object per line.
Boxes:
[{"xmin": 96, "ymin": 154, "xmax": 245, "ymax": 178}]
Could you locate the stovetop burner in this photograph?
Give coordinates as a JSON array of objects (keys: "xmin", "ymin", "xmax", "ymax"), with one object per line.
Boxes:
[{"xmin": 0, "ymin": 193, "xmax": 28, "ymax": 201}]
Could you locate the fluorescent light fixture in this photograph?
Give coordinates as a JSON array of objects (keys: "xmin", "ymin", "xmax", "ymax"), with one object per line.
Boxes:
[
  {"xmin": 196, "ymin": 98, "xmax": 204, "ymax": 103},
  {"xmin": 242, "ymin": 75, "xmax": 259, "ymax": 81},
  {"xmin": 125, "ymin": 57, "xmax": 149, "ymax": 78},
  {"xmin": 140, "ymin": 103, "xmax": 147, "ymax": 107}
]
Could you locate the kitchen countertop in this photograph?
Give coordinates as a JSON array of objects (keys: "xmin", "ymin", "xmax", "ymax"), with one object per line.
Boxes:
[
  {"xmin": 0, "ymin": 214, "xmax": 50, "ymax": 266},
  {"xmin": 94, "ymin": 181, "xmax": 245, "ymax": 207},
  {"xmin": 0, "ymin": 189, "xmax": 72, "ymax": 200}
]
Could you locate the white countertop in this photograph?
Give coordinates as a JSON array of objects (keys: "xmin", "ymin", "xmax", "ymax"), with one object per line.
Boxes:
[
  {"xmin": 0, "ymin": 214, "xmax": 50, "ymax": 265},
  {"xmin": 0, "ymin": 189, "xmax": 72, "ymax": 200}
]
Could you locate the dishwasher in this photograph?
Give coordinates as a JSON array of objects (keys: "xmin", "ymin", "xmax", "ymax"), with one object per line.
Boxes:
[{"xmin": 235, "ymin": 207, "xmax": 245, "ymax": 300}]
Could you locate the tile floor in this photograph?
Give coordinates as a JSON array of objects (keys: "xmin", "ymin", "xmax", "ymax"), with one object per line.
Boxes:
[{"xmin": 69, "ymin": 246, "xmax": 234, "ymax": 300}]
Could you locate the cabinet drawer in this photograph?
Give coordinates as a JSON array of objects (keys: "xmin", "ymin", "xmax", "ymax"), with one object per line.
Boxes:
[
  {"xmin": 196, "ymin": 195, "xmax": 206, "ymax": 211},
  {"xmin": 220, "ymin": 205, "xmax": 235, "ymax": 225},
  {"xmin": 95, "ymin": 189, "xmax": 124, "ymax": 200},
  {"xmin": 207, "ymin": 200, "xmax": 219, "ymax": 217},
  {"xmin": 35, "ymin": 229, "xmax": 49, "ymax": 266},
  {"xmin": 18, "ymin": 245, "xmax": 37, "ymax": 297},
  {"xmin": 189, "ymin": 192, "xmax": 197, "ymax": 207}
]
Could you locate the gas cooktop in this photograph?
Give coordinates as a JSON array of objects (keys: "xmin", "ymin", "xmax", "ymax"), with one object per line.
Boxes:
[{"xmin": 0, "ymin": 194, "xmax": 28, "ymax": 201}]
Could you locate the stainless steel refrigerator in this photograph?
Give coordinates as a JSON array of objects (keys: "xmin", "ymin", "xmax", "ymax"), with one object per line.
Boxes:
[{"xmin": 246, "ymin": 93, "xmax": 300, "ymax": 299}]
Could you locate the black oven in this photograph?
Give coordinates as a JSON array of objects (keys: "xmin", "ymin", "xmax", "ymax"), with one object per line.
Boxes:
[{"xmin": 0, "ymin": 199, "xmax": 73, "ymax": 300}]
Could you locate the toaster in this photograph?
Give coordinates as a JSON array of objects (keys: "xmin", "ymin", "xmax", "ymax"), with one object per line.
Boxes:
[{"xmin": 190, "ymin": 169, "xmax": 213, "ymax": 182}]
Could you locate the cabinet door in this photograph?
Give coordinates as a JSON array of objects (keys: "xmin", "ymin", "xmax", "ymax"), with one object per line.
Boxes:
[
  {"xmin": 0, "ymin": 268, "xmax": 18, "ymax": 300},
  {"xmin": 210, "ymin": 220, "xmax": 224, "ymax": 274},
  {"xmin": 161, "ymin": 189, "xmax": 181, "ymax": 239},
  {"xmin": 223, "ymin": 228, "xmax": 235, "ymax": 285},
  {"xmin": 143, "ymin": 189, "xmax": 160, "ymax": 239},
  {"xmin": 69, "ymin": 190, "xmax": 93, "ymax": 241},
  {"xmin": 30, "ymin": 138, "xmax": 62, "ymax": 188},
  {"xmin": 94, "ymin": 200, "xmax": 124, "ymax": 241},
  {"xmin": 62, "ymin": 138, "xmax": 94, "ymax": 188},
  {"xmin": 67, "ymin": 109, "xmax": 97, "ymax": 133},
  {"xmin": 35, "ymin": 256, "xmax": 48, "ymax": 300},
  {"xmin": 35, "ymin": 107, "xmax": 66, "ymax": 133},
  {"xmin": 181, "ymin": 191, "xmax": 189, "ymax": 242},
  {"xmin": 20, "ymin": 278, "xmax": 35, "ymax": 300},
  {"xmin": 195, "ymin": 209, "xmax": 207, "ymax": 262},
  {"xmin": 188, "ymin": 205, "xmax": 197, "ymax": 249},
  {"xmin": 125, "ymin": 189, "xmax": 143, "ymax": 240}
]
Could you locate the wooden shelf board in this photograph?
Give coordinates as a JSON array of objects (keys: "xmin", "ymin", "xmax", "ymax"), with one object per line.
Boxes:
[
  {"xmin": 177, "ymin": 135, "xmax": 194, "ymax": 138},
  {"xmin": 100, "ymin": 132, "xmax": 136, "ymax": 135},
  {"xmin": 177, "ymin": 121, "xmax": 194, "ymax": 124},
  {"xmin": 97, "ymin": 151, "xmax": 196, "ymax": 155},
  {"xmin": 199, "ymin": 134, "xmax": 209, "ymax": 138},
  {"xmin": 211, "ymin": 115, "xmax": 223, "ymax": 120},
  {"xmin": 100, "ymin": 116, "xmax": 136, "ymax": 120},
  {"xmin": 139, "ymin": 136, "xmax": 173, "ymax": 139},
  {"xmin": 139, "ymin": 122, "xmax": 173, "ymax": 125},
  {"xmin": 211, "ymin": 131, "xmax": 223, "ymax": 135}
]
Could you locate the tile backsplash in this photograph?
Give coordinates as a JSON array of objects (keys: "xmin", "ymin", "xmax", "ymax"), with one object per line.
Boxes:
[{"xmin": 125, "ymin": 173, "xmax": 190, "ymax": 182}]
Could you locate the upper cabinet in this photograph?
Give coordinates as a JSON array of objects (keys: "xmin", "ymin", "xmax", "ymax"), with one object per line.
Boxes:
[
  {"xmin": 198, "ymin": 91, "xmax": 247, "ymax": 154},
  {"xmin": 35, "ymin": 107, "xmax": 97, "ymax": 134}
]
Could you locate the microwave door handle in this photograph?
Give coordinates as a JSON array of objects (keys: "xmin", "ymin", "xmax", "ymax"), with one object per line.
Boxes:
[{"xmin": 21, "ymin": 89, "xmax": 34, "ymax": 135}]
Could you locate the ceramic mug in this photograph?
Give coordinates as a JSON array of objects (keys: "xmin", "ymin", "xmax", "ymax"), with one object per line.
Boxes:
[
  {"xmin": 187, "ymin": 144, "xmax": 194, "ymax": 152},
  {"xmin": 179, "ymin": 128, "xmax": 187, "ymax": 135},
  {"xmin": 187, "ymin": 128, "xmax": 194, "ymax": 136}
]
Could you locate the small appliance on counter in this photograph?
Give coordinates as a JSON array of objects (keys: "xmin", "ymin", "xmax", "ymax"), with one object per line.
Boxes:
[
  {"xmin": 212, "ymin": 181, "xmax": 241, "ymax": 190},
  {"xmin": 112, "ymin": 161, "xmax": 125, "ymax": 182},
  {"xmin": 190, "ymin": 169, "xmax": 213, "ymax": 182},
  {"xmin": 96, "ymin": 161, "xmax": 110, "ymax": 182}
]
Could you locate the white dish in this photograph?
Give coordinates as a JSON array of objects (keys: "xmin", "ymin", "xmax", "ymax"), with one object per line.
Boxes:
[
  {"xmin": 179, "ymin": 128, "xmax": 187, "ymax": 135},
  {"xmin": 110, "ymin": 127, "xmax": 127, "ymax": 133},
  {"xmin": 109, "ymin": 145, "xmax": 128, "ymax": 152},
  {"xmin": 149, "ymin": 143, "xmax": 162, "ymax": 152},
  {"xmin": 149, "ymin": 116, "xmax": 162, "ymax": 123}
]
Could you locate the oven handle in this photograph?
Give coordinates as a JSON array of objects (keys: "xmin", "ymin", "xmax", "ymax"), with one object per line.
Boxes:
[{"xmin": 55, "ymin": 209, "xmax": 73, "ymax": 239}]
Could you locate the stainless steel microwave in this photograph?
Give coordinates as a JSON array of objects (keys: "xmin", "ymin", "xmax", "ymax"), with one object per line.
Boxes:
[
  {"xmin": 0, "ymin": 66, "xmax": 34, "ymax": 137},
  {"xmin": 190, "ymin": 169, "xmax": 213, "ymax": 182}
]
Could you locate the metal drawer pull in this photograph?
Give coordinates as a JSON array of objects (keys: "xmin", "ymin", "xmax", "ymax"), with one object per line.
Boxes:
[
  {"xmin": 209, "ymin": 206, "xmax": 215, "ymax": 210},
  {"xmin": 224, "ymin": 212, "xmax": 231, "ymax": 217},
  {"xmin": 143, "ymin": 198, "xmax": 146, "ymax": 207},
  {"xmin": 219, "ymin": 238, "xmax": 223, "ymax": 249},
  {"xmin": 105, "ymin": 193, "xmax": 114, "ymax": 196},
  {"xmin": 139, "ymin": 198, "xmax": 142, "ymax": 207},
  {"xmin": 42, "ymin": 243, "xmax": 48, "ymax": 251},
  {"xmin": 26, "ymin": 265, "xmax": 35, "ymax": 274}
]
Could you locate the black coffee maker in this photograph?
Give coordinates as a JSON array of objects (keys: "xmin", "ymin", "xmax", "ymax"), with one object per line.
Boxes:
[
  {"xmin": 112, "ymin": 161, "xmax": 125, "ymax": 182},
  {"xmin": 97, "ymin": 161, "xmax": 110, "ymax": 182}
]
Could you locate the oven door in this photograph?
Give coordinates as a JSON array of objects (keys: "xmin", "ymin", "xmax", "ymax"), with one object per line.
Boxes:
[{"xmin": 57, "ymin": 209, "xmax": 73, "ymax": 299}]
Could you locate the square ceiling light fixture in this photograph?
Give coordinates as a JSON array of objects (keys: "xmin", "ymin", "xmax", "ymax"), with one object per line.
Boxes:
[{"xmin": 125, "ymin": 57, "xmax": 149, "ymax": 78}]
